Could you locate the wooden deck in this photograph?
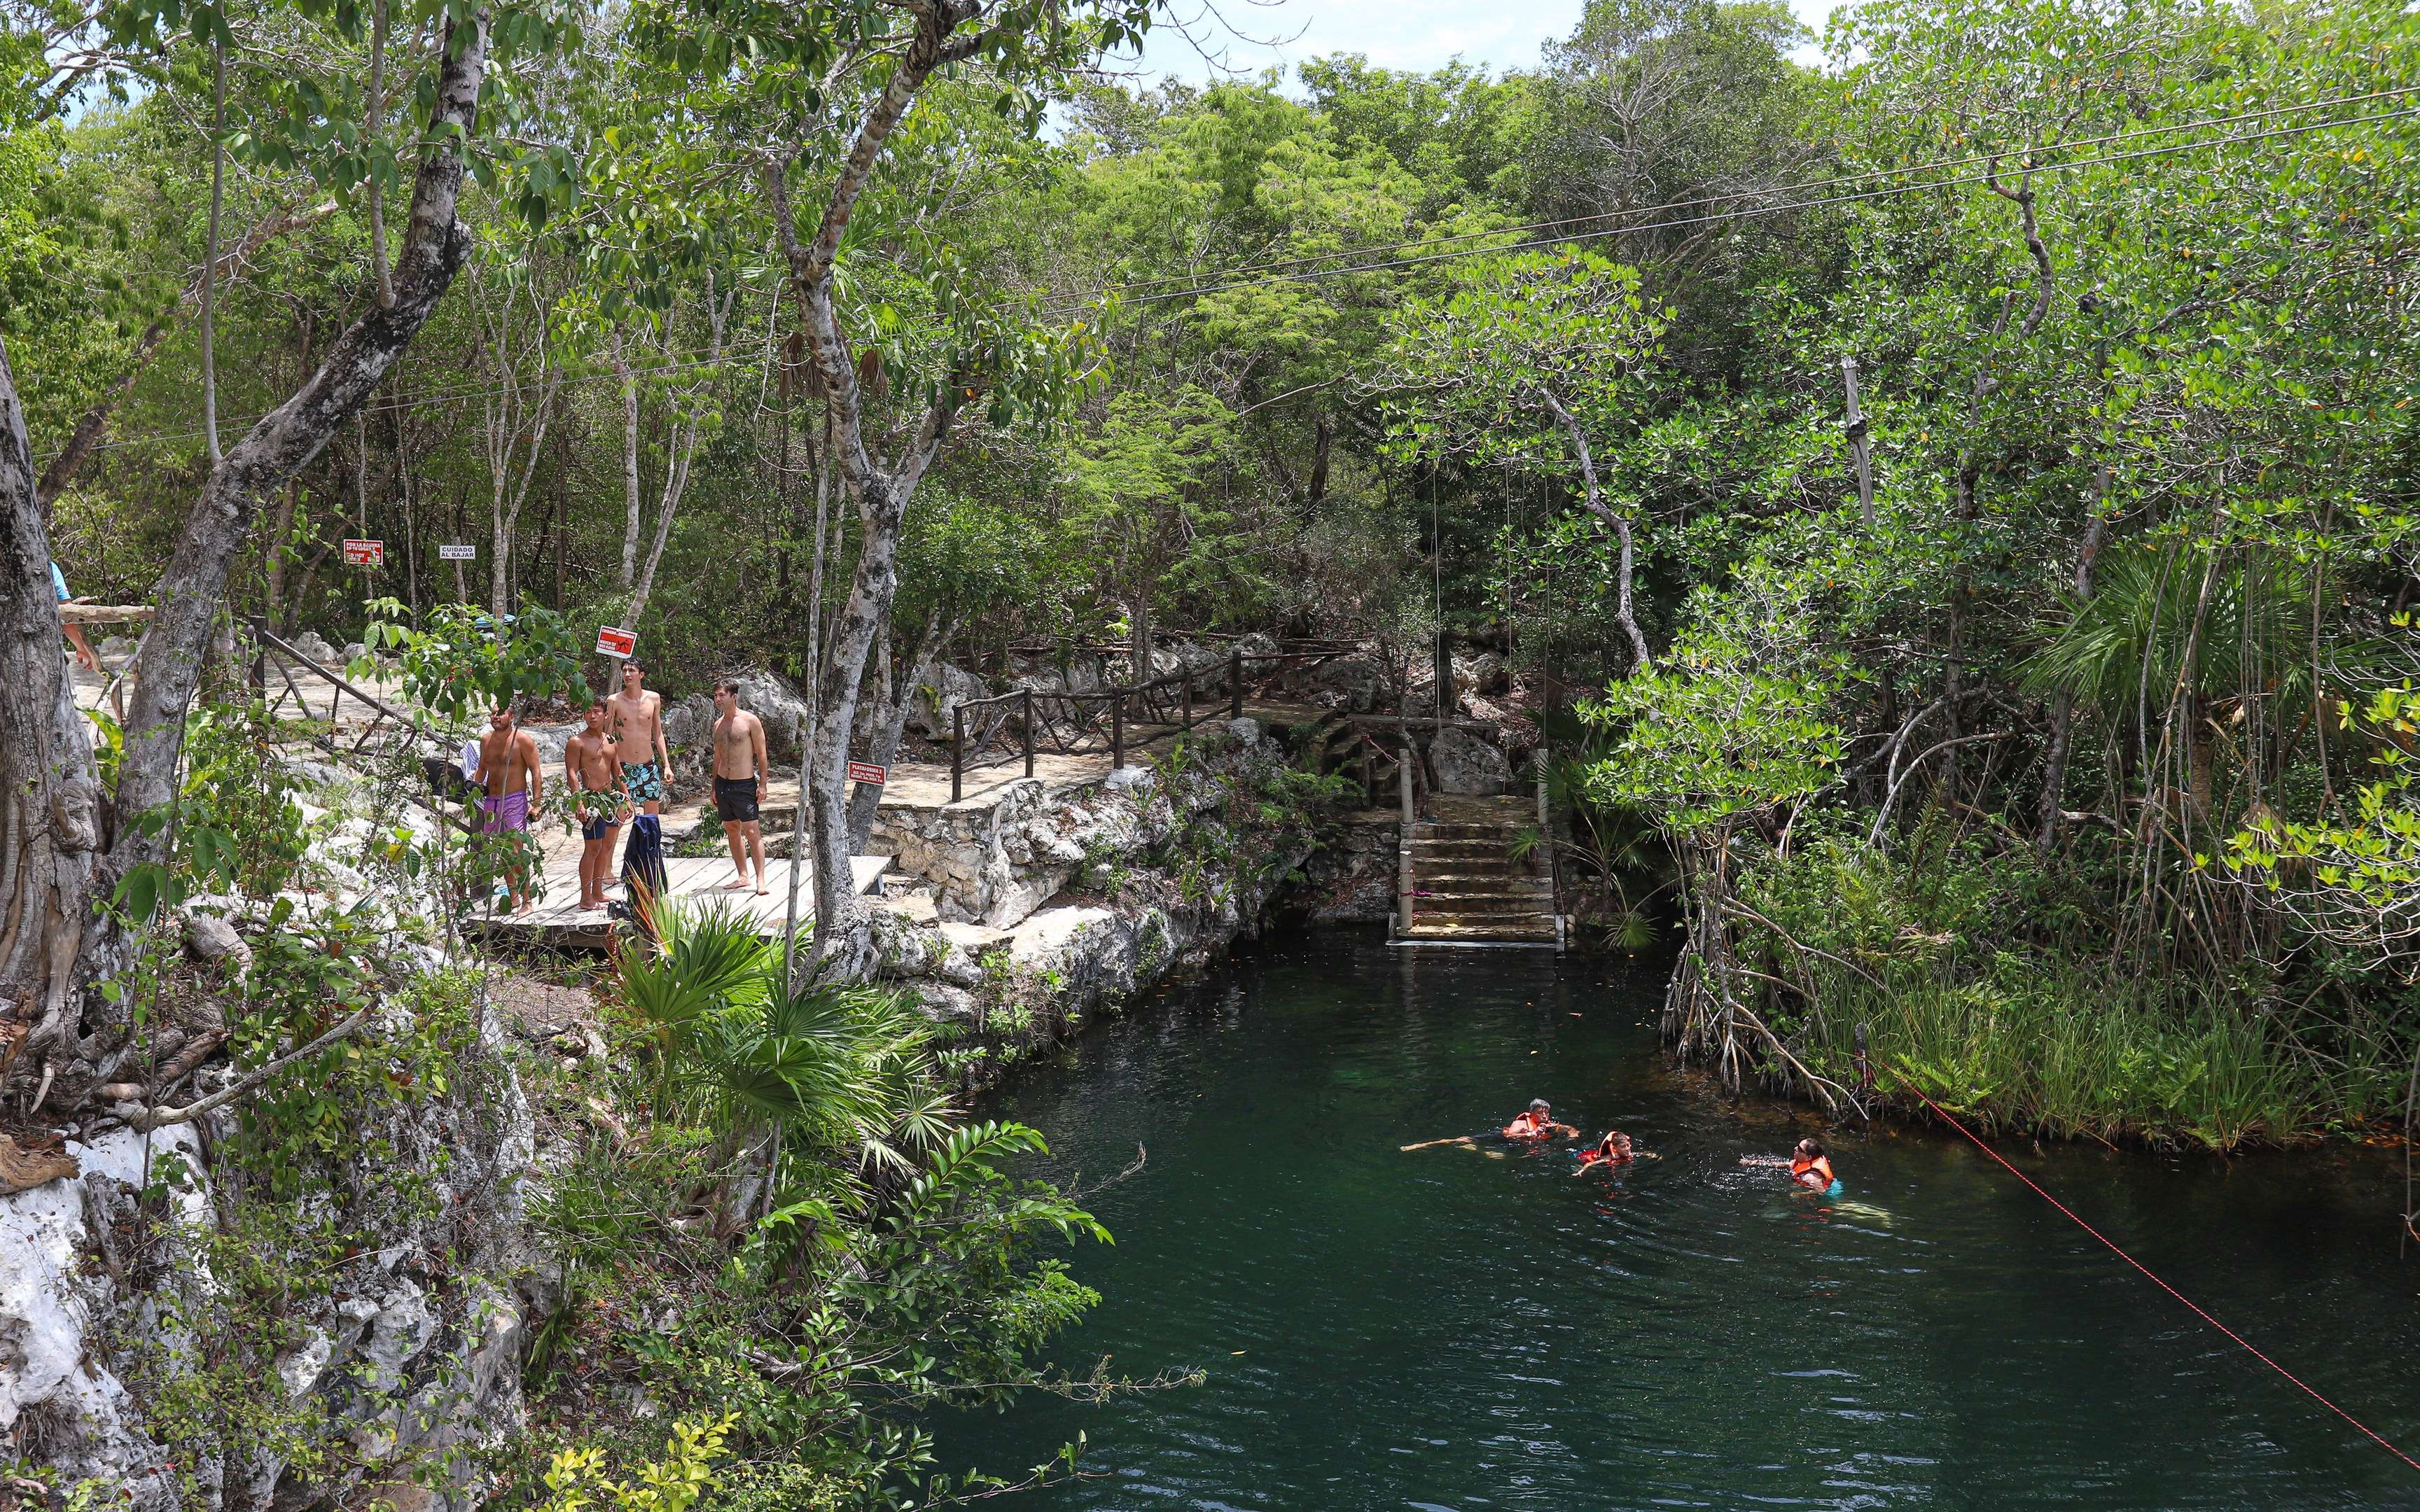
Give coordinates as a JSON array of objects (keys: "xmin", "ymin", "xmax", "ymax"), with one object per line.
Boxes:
[{"xmin": 472, "ymin": 855, "xmax": 889, "ymax": 949}]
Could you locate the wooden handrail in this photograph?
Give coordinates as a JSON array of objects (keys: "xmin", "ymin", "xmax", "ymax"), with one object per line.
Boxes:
[{"xmin": 59, "ymin": 603, "xmax": 157, "ymax": 625}]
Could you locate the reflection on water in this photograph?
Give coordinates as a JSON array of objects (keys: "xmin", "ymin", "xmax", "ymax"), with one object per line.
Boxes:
[{"xmin": 943, "ymin": 930, "xmax": 2420, "ymax": 1510}]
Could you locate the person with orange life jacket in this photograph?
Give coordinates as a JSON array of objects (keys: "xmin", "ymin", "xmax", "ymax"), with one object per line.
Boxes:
[
  {"xmin": 1741, "ymin": 1137, "xmax": 1842, "ymax": 1196},
  {"xmin": 1790, "ymin": 1138, "xmax": 1840, "ymax": 1194},
  {"xmin": 1576, "ymin": 1128, "xmax": 1634, "ymax": 1170},
  {"xmin": 1503, "ymin": 1099, "xmax": 1580, "ymax": 1141}
]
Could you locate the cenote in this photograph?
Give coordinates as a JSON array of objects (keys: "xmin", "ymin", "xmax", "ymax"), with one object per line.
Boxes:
[{"xmin": 945, "ymin": 930, "xmax": 2420, "ymax": 1510}]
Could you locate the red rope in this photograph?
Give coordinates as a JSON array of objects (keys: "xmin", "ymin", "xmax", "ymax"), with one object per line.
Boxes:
[{"xmin": 1882, "ymin": 1067, "xmax": 2420, "ymax": 1476}]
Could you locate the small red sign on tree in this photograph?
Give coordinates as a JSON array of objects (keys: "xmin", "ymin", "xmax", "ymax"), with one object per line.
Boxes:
[
  {"xmin": 342, "ymin": 539, "xmax": 384, "ymax": 567},
  {"xmin": 847, "ymin": 761, "xmax": 887, "ymax": 787},
  {"xmin": 595, "ymin": 626, "xmax": 637, "ymax": 659}
]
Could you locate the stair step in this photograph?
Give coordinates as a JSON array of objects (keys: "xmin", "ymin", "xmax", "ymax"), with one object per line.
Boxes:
[
  {"xmin": 1403, "ymin": 920, "xmax": 1558, "ymax": 941},
  {"xmin": 1413, "ymin": 866, "xmax": 1548, "ymax": 880},
  {"xmin": 1417, "ymin": 901, "xmax": 1556, "ymax": 919}
]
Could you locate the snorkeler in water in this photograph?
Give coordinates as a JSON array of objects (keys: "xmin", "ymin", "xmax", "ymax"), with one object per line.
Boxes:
[{"xmin": 1742, "ymin": 1138, "xmax": 1841, "ymax": 1196}]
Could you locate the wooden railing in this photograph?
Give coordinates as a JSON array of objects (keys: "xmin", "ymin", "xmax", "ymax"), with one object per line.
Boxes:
[
  {"xmin": 246, "ymin": 616, "xmax": 473, "ymax": 832},
  {"xmin": 946, "ymin": 644, "xmax": 1344, "ymax": 801}
]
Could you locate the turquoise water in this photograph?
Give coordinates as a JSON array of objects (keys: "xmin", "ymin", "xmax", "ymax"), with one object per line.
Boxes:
[{"xmin": 947, "ymin": 930, "xmax": 2420, "ymax": 1510}]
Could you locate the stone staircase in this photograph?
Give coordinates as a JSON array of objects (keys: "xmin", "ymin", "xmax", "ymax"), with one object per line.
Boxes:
[{"xmin": 1402, "ymin": 794, "xmax": 1557, "ymax": 945}]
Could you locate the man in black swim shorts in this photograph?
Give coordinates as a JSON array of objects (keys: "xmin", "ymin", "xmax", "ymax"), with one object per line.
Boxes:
[{"xmin": 710, "ymin": 678, "xmax": 770, "ymax": 894}]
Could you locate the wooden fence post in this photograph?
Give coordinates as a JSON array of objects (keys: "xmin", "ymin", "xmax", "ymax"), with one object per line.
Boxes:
[
  {"xmin": 1111, "ymin": 689, "xmax": 1124, "ymax": 770},
  {"xmin": 1023, "ymin": 687, "xmax": 1036, "ymax": 778},
  {"xmin": 1229, "ymin": 650, "xmax": 1243, "ymax": 719},
  {"xmin": 952, "ymin": 703, "xmax": 964, "ymax": 804}
]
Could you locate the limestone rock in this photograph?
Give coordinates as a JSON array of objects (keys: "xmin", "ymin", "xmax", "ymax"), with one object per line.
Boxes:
[
  {"xmin": 908, "ymin": 663, "xmax": 991, "ymax": 739},
  {"xmin": 1312, "ymin": 655, "xmax": 1385, "ymax": 713},
  {"xmin": 1431, "ymin": 725, "xmax": 1510, "ymax": 796},
  {"xmin": 662, "ymin": 694, "xmax": 716, "ymax": 767},
  {"xmin": 525, "ymin": 720, "xmax": 581, "ymax": 771},
  {"xmin": 1463, "ymin": 651, "xmax": 1510, "ymax": 694},
  {"xmin": 290, "ymin": 629, "xmax": 339, "ymax": 664},
  {"xmin": 183, "ymin": 910, "xmax": 254, "ymax": 980}
]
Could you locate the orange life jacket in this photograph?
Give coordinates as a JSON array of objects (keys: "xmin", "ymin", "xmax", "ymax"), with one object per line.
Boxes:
[
  {"xmin": 1504, "ymin": 1111, "xmax": 1548, "ymax": 1139},
  {"xmin": 1792, "ymin": 1155, "xmax": 1836, "ymax": 1189}
]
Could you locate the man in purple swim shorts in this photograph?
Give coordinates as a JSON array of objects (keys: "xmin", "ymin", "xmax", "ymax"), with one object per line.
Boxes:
[{"xmin": 474, "ymin": 701, "xmax": 544, "ymax": 913}]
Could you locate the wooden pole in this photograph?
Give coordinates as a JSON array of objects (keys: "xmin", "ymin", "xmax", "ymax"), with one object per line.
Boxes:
[
  {"xmin": 1111, "ymin": 689, "xmax": 1124, "ymax": 769},
  {"xmin": 1230, "ymin": 650, "xmax": 1243, "ymax": 719},
  {"xmin": 1398, "ymin": 744, "xmax": 1415, "ymax": 935},
  {"xmin": 1023, "ymin": 687, "xmax": 1035, "ymax": 778},
  {"xmin": 782, "ymin": 710, "xmax": 810, "ymax": 986},
  {"xmin": 1842, "ymin": 355, "xmax": 1875, "ymax": 527},
  {"xmin": 952, "ymin": 703, "xmax": 964, "ymax": 803}
]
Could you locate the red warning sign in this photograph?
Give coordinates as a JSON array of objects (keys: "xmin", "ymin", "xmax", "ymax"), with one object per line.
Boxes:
[
  {"xmin": 847, "ymin": 761, "xmax": 887, "ymax": 787},
  {"xmin": 594, "ymin": 626, "xmax": 637, "ymax": 659},
  {"xmin": 342, "ymin": 538, "xmax": 384, "ymax": 568}
]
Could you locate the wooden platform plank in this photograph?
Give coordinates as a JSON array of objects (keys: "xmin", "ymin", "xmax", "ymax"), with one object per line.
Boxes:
[{"xmin": 473, "ymin": 855, "xmax": 887, "ymax": 948}]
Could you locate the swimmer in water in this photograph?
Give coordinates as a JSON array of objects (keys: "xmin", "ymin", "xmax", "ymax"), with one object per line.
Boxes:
[
  {"xmin": 1503, "ymin": 1099, "xmax": 1580, "ymax": 1141},
  {"xmin": 1576, "ymin": 1128, "xmax": 1634, "ymax": 1170},
  {"xmin": 1742, "ymin": 1138, "xmax": 1840, "ymax": 1196}
]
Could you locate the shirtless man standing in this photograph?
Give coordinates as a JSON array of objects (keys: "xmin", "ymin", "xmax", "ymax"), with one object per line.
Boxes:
[
  {"xmin": 564, "ymin": 697, "xmax": 627, "ymax": 911},
  {"xmin": 710, "ymin": 679, "xmax": 770, "ymax": 894},
  {"xmin": 473, "ymin": 701, "xmax": 544, "ymax": 913},
  {"xmin": 609, "ymin": 659, "xmax": 675, "ymax": 815}
]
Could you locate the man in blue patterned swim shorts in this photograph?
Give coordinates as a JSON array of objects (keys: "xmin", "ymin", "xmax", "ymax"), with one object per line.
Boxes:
[{"xmin": 608, "ymin": 658, "xmax": 675, "ymax": 815}]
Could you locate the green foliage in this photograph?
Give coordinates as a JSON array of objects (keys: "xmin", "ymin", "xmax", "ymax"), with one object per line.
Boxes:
[
  {"xmin": 1384, "ymin": 246, "xmax": 1667, "ymax": 472},
  {"xmin": 356, "ymin": 599, "xmax": 592, "ymax": 718},
  {"xmin": 514, "ymin": 892, "xmax": 1133, "ymax": 1505},
  {"xmin": 1579, "ymin": 561, "xmax": 1851, "ymax": 833},
  {"xmin": 111, "ymin": 704, "xmax": 312, "ymax": 924},
  {"xmin": 2022, "ymin": 542, "xmax": 2325, "ymax": 714},
  {"xmin": 1732, "ymin": 823, "xmax": 2406, "ymax": 1147}
]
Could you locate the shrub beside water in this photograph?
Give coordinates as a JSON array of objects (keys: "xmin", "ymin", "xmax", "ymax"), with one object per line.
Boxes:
[{"xmin": 1728, "ymin": 826, "xmax": 2411, "ymax": 1150}]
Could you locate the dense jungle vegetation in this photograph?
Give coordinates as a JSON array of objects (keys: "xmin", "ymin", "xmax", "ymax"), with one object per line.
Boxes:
[
  {"xmin": 16, "ymin": 0, "xmax": 2420, "ymax": 1142},
  {"xmin": 8, "ymin": 0, "xmax": 2420, "ymax": 1498}
]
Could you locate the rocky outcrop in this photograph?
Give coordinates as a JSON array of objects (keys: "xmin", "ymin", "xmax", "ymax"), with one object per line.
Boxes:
[
  {"xmin": 865, "ymin": 719, "xmax": 1360, "ymax": 1082},
  {"xmin": 0, "ymin": 990, "xmax": 539, "ymax": 1510},
  {"xmin": 906, "ymin": 664, "xmax": 992, "ymax": 741},
  {"xmin": 1430, "ymin": 725, "xmax": 1511, "ymax": 796}
]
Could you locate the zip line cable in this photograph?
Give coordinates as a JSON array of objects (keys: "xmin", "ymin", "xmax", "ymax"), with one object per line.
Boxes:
[
  {"xmin": 1882, "ymin": 1064, "xmax": 2420, "ymax": 1477},
  {"xmin": 1048, "ymin": 83, "xmax": 2420, "ymax": 308},
  {"xmin": 41, "ymin": 96, "xmax": 2420, "ymax": 465},
  {"xmin": 1043, "ymin": 100, "xmax": 2420, "ymax": 316}
]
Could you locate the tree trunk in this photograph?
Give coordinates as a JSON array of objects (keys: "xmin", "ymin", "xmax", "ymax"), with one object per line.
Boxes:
[
  {"xmin": 2036, "ymin": 479, "xmax": 2110, "ymax": 848},
  {"xmin": 61, "ymin": 6, "xmax": 494, "ymax": 1072},
  {"xmin": 1308, "ymin": 416, "xmax": 1331, "ymax": 505},
  {"xmin": 846, "ymin": 610, "xmax": 954, "ymax": 850},
  {"xmin": 1539, "ymin": 389, "xmax": 1648, "ymax": 673},
  {"xmin": 763, "ymin": 11, "xmax": 975, "ymax": 975},
  {"xmin": 1129, "ymin": 589, "xmax": 1153, "ymax": 684},
  {"xmin": 0, "ymin": 340, "xmax": 106, "ymax": 1065},
  {"xmin": 614, "ymin": 327, "xmax": 642, "ymax": 588}
]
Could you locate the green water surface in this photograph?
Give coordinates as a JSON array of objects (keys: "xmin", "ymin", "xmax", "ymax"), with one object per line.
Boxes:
[{"xmin": 945, "ymin": 930, "xmax": 2420, "ymax": 1510}]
